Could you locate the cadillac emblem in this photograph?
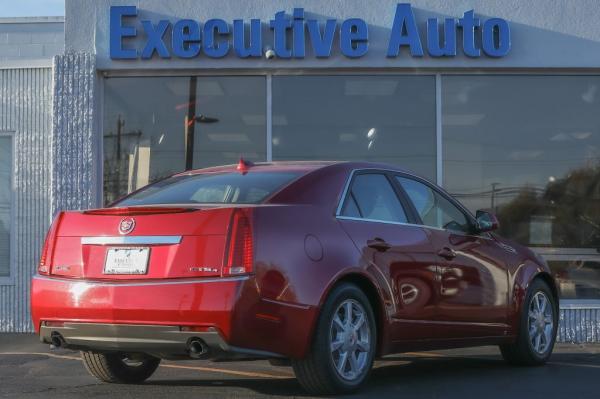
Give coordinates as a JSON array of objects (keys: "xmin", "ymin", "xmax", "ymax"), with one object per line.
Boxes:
[{"xmin": 118, "ymin": 217, "xmax": 136, "ymax": 235}]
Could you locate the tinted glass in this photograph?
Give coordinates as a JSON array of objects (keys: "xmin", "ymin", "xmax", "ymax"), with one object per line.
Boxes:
[
  {"xmin": 116, "ymin": 172, "xmax": 300, "ymax": 206},
  {"xmin": 397, "ymin": 176, "xmax": 470, "ymax": 233},
  {"xmin": 0, "ymin": 136, "xmax": 11, "ymax": 277},
  {"xmin": 342, "ymin": 174, "xmax": 408, "ymax": 223},
  {"xmin": 442, "ymin": 75, "xmax": 600, "ymax": 298},
  {"xmin": 103, "ymin": 76, "xmax": 266, "ymax": 204},
  {"xmin": 272, "ymin": 76, "xmax": 437, "ymax": 180}
]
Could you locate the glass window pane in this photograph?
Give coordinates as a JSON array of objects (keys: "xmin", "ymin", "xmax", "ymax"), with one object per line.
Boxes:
[
  {"xmin": 343, "ymin": 174, "xmax": 408, "ymax": 223},
  {"xmin": 116, "ymin": 171, "xmax": 300, "ymax": 206},
  {"xmin": 397, "ymin": 176, "xmax": 470, "ymax": 233},
  {"xmin": 103, "ymin": 76, "xmax": 266, "ymax": 204},
  {"xmin": 442, "ymin": 75, "xmax": 600, "ymax": 298},
  {"xmin": 272, "ymin": 76, "xmax": 437, "ymax": 180},
  {"xmin": 0, "ymin": 136, "xmax": 12, "ymax": 277}
]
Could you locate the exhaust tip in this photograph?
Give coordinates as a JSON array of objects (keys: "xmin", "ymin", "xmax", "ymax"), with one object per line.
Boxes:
[
  {"xmin": 187, "ymin": 338, "xmax": 208, "ymax": 358},
  {"xmin": 50, "ymin": 332, "xmax": 65, "ymax": 349}
]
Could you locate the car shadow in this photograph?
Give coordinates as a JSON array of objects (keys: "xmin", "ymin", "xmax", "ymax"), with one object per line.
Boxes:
[{"xmin": 145, "ymin": 351, "xmax": 600, "ymax": 397}]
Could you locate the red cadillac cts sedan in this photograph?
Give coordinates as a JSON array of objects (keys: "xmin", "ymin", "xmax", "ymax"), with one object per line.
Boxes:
[{"xmin": 31, "ymin": 161, "xmax": 558, "ymax": 395}]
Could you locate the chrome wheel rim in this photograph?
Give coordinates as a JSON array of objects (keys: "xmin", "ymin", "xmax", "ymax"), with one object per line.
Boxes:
[
  {"xmin": 528, "ymin": 292, "xmax": 554, "ymax": 355},
  {"xmin": 330, "ymin": 299, "xmax": 371, "ymax": 381}
]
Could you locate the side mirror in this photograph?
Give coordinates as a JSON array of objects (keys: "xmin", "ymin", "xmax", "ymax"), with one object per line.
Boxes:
[{"xmin": 475, "ymin": 210, "xmax": 499, "ymax": 233}]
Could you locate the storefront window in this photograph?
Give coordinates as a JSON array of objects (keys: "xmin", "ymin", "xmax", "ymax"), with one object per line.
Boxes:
[
  {"xmin": 443, "ymin": 75, "xmax": 600, "ymax": 299},
  {"xmin": 272, "ymin": 76, "xmax": 437, "ymax": 180},
  {"xmin": 0, "ymin": 135, "xmax": 12, "ymax": 277},
  {"xmin": 103, "ymin": 76, "xmax": 266, "ymax": 204}
]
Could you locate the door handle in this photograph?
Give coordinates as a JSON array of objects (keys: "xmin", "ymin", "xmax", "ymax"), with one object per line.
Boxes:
[
  {"xmin": 437, "ymin": 247, "xmax": 457, "ymax": 260},
  {"xmin": 367, "ymin": 238, "xmax": 391, "ymax": 252}
]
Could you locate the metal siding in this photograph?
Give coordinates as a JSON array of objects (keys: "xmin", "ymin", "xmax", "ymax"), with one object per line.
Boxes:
[
  {"xmin": 0, "ymin": 67, "xmax": 52, "ymax": 332},
  {"xmin": 558, "ymin": 308, "xmax": 600, "ymax": 343},
  {"xmin": 51, "ymin": 52, "xmax": 97, "ymax": 215}
]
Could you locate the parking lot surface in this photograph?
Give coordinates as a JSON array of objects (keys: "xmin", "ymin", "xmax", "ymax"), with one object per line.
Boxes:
[{"xmin": 1, "ymin": 334, "xmax": 599, "ymax": 398}]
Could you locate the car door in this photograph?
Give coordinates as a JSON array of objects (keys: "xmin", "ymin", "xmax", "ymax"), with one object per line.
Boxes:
[
  {"xmin": 336, "ymin": 171, "xmax": 443, "ymax": 341},
  {"xmin": 395, "ymin": 175, "xmax": 510, "ymax": 338}
]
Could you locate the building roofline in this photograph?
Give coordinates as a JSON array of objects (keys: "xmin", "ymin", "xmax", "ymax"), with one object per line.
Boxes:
[
  {"xmin": 0, "ymin": 59, "xmax": 53, "ymax": 69},
  {"xmin": 0, "ymin": 16, "xmax": 64, "ymax": 24}
]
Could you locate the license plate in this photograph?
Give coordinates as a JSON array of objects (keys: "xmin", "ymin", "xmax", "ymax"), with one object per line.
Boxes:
[{"xmin": 104, "ymin": 247, "xmax": 150, "ymax": 275}]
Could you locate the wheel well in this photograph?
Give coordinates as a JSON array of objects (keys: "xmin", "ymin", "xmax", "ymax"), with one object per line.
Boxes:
[
  {"xmin": 331, "ymin": 274, "xmax": 385, "ymax": 355},
  {"xmin": 534, "ymin": 272, "xmax": 559, "ymax": 304}
]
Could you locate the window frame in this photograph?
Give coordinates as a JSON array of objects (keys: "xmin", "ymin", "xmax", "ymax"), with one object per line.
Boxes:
[
  {"xmin": 0, "ymin": 131, "xmax": 15, "ymax": 286},
  {"xmin": 392, "ymin": 172, "xmax": 486, "ymax": 237},
  {"xmin": 336, "ymin": 169, "xmax": 420, "ymax": 225}
]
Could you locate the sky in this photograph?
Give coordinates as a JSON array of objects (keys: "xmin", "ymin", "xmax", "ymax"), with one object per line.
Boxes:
[{"xmin": 0, "ymin": 0, "xmax": 64, "ymax": 17}]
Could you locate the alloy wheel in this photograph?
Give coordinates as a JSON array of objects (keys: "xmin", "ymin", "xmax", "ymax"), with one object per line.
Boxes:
[
  {"xmin": 527, "ymin": 291, "xmax": 554, "ymax": 355},
  {"xmin": 329, "ymin": 299, "xmax": 371, "ymax": 381}
]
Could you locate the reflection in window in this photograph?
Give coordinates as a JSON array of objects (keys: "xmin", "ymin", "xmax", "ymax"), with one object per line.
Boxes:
[
  {"xmin": 342, "ymin": 174, "xmax": 408, "ymax": 223},
  {"xmin": 103, "ymin": 76, "xmax": 266, "ymax": 204},
  {"xmin": 0, "ymin": 136, "xmax": 12, "ymax": 277},
  {"xmin": 442, "ymin": 76, "xmax": 600, "ymax": 298},
  {"xmin": 272, "ymin": 76, "xmax": 437, "ymax": 180},
  {"xmin": 396, "ymin": 176, "xmax": 470, "ymax": 233}
]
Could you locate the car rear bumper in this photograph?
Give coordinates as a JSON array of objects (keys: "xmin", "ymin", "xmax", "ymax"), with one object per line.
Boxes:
[
  {"xmin": 31, "ymin": 274, "xmax": 318, "ymax": 359},
  {"xmin": 39, "ymin": 322, "xmax": 281, "ymax": 360}
]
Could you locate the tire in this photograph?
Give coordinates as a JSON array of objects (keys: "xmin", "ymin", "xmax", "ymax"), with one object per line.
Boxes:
[
  {"xmin": 500, "ymin": 278, "xmax": 558, "ymax": 366},
  {"xmin": 81, "ymin": 351, "xmax": 160, "ymax": 384},
  {"xmin": 292, "ymin": 283, "xmax": 377, "ymax": 395}
]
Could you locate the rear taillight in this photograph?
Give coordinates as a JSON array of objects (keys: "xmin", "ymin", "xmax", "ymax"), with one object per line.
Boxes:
[
  {"xmin": 38, "ymin": 212, "xmax": 64, "ymax": 275},
  {"xmin": 223, "ymin": 209, "xmax": 253, "ymax": 276}
]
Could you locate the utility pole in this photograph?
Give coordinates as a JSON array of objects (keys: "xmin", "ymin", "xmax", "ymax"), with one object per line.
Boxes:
[{"xmin": 184, "ymin": 76, "xmax": 198, "ymax": 171}]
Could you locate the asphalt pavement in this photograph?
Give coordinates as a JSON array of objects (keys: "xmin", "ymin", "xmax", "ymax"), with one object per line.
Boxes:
[{"xmin": 1, "ymin": 334, "xmax": 599, "ymax": 398}]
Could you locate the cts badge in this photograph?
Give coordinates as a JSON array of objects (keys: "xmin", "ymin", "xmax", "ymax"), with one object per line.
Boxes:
[{"xmin": 118, "ymin": 217, "xmax": 136, "ymax": 235}]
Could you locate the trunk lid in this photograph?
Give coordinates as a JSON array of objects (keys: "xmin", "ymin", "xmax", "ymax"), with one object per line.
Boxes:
[{"xmin": 49, "ymin": 206, "xmax": 243, "ymax": 280}]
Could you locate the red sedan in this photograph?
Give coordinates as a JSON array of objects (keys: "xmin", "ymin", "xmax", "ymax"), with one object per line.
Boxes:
[{"xmin": 31, "ymin": 161, "xmax": 558, "ymax": 395}]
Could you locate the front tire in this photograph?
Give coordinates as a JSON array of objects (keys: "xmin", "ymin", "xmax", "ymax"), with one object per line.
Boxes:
[
  {"xmin": 81, "ymin": 351, "xmax": 160, "ymax": 384},
  {"xmin": 500, "ymin": 278, "xmax": 558, "ymax": 366},
  {"xmin": 292, "ymin": 283, "xmax": 377, "ymax": 395}
]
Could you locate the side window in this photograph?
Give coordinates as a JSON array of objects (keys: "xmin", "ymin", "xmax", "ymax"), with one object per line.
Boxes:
[
  {"xmin": 341, "ymin": 174, "xmax": 408, "ymax": 223},
  {"xmin": 396, "ymin": 176, "xmax": 471, "ymax": 233},
  {"xmin": 0, "ymin": 135, "xmax": 12, "ymax": 278}
]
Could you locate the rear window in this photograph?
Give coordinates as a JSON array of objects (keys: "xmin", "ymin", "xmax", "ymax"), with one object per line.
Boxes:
[{"xmin": 114, "ymin": 172, "xmax": 301, "ymax": 206}]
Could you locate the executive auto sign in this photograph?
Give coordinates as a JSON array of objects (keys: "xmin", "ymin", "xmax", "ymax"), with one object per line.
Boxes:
[{"xmin": 110, "ymin": 3, "xmax": 511, "ymax": 60}]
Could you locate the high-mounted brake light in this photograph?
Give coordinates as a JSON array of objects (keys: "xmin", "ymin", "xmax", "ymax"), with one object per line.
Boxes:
[
  {"xmin": 236, "ymin": 157, "xmax": 254, "ymax": 175},
  {"xmin": 224, "ymin": 209, "xmax": 254, "ymax": 276},
  {"xmin": 38, "ymin": 212, "xmax": 64, "ymax": 275}
]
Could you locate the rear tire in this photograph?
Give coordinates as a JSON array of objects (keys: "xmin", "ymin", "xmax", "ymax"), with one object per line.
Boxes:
[
  {"xmin": 81, "ymin": 351, "xmax": 160, "ymax": 383},
  {"xmin": 292, "ymin": 283, "xmax": 377, "ymax": 395},
  {"xmin": 500, "ymin": 278, "xmax": 558, "ymax": 366}
]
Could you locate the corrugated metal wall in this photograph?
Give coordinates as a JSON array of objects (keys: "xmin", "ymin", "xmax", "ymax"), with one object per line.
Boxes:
[
  {"xmin": 51, "ymin": 52, "xmax": 98, "ymax": 215},
  {"xmin": 0, "ymin": 67, "xmax": 52, "ymax": 332}
]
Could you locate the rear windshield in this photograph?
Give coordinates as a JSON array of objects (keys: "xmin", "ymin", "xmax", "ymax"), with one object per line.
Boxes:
[{"xmin": 114, "ymin": 172, "xmax": 301, "ymax": 206}]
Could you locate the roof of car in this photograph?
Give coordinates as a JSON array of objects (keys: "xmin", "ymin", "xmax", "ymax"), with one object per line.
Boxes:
[{"xmin": 175, "ymin": 160, "xmax": 419, "ymax": 177}]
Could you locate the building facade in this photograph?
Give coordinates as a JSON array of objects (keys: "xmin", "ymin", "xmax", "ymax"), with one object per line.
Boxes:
[{"xmin": 1, "ymin": 0, "xmax": 599, "ymax": 342}]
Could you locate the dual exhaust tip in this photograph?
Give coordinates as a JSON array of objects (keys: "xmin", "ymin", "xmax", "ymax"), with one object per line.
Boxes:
[
  {"xmin": 187, "ymin": 338, "xmax": 208, "ymax": 359},
  {"xmin": 49, "ymin": 331, "xmax": 209, "ymax": 359},
  {"xmin": 50, "ymin": 332, "xmax": 65, "ymax": 348}
]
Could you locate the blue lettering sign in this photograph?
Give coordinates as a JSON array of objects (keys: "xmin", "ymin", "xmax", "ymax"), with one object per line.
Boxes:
[
  {"xmin": 108, "ymin": 5, "xmax": 512, "ymax": 61},
  {"xmin": 141, "ymin": 20, "xmax": 171, "ymax": 59},
  {"xmin": 109, "ymin": 5, "xmax": 137, "ymax": 59},
  {"xmin": 233, "ymin": 19, "xmax": 262, "ymax": 58},
  {"xmin": 427, "ymin": 18, "xmax": 457, "ymax": 57},
  {"xmin": 203, "ymin": 19, "xmax": 230, "ymax": 58},
  {"xmin": 172, "ymin": 19, "xmax": 201, "ymax": 58},
  {"xmin": 340, "ymin": 19, "xmax": 368, "ymax": 58},
  {"xmin": 387, "ymin": 3, "xmax": 424, "ymax": 57},
  {"xmin": 458, "ymin": 10, "xmax": 481, "ymax": 57},
  {"xmin": 482, "ymin": 18, "xmax": 511, "ymax": 57}
]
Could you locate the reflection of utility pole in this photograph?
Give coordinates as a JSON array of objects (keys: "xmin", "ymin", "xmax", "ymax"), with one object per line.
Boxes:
[
  {"xmin": 184, "ymin": 76, "xmax": 219, "ymax": 171},
  {"xmin": 185, "ymin": 76, "xmax": 197, "ymax": 171},
  {"xmin": 491, "ymin": 182, "xmax": 500, "ymax": 212}
]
